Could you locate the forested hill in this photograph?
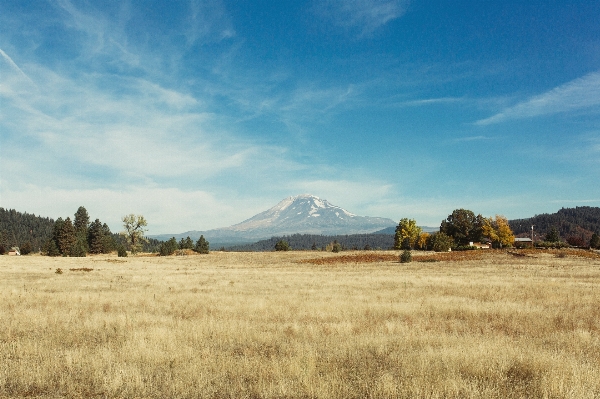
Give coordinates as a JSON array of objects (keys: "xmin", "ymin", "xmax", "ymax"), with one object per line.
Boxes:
[
  {"xmin": 0, "ymin": 208, "xmax": 54, "ymax": 252},
  {"xmin": 509, "ymin": 206, "xmax": 600, "ymax": 241},
  {"xmin": 226, "ymin": 233, "xmax": 395, "ymax": 252}
]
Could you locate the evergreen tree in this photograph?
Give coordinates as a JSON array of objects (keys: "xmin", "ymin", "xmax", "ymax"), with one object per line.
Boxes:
[
  {"xmin": 179, "ymin": 236, "xmax": 194, "ymax": 250},
  {"xmin": 88, "ymin": 219, "xmax": 105, "ymax": 254},
  {"xmin": 46, "ymin": 239, "xmax": 61, "ymax": 257},
  {"xmin": 194, "ymin": 235, "xmax": 210, "ymax": 254},
  {"xmin": 101, "ymin": 224, "xmax": 115, "ymax": 253},
  {"xmin": 545, "ymin": 227, "xmax": 560, "ymax": 242},
  {"xmin": 58, "ymin": 217, "xmax": 76, "ymax": 256},
  {"xmin": 73, "ymin": 206, "xmax": 90, "ymax": 254},
  {"xmin": 159, "ymin": 237, "xmax": 179, "ymax": 256},
  {"xmin": 0, "ymin": 231, "xmax": 7, "ymax": 254},
  {"xmin": 20, "ymin": 241, "xmax": 33, "ymax": 255},
  {"xmin": 74, "ymin": 206, "xmax": 90, "ymax": 237},
  {"xmin": 70, "ymin": 237, "xmax": 87, "ymax": 257},
  {"xmin": 589, "ymin": 233, "xmax": 600, "ymax": 249}
]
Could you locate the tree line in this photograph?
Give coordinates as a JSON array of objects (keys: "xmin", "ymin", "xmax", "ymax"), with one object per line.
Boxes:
[
  {"xmin": 227, "ymin": 233, "xmax": 395, "ymax": 252},
  {"xmin": 0, "ymin": 208, "xmax": 54, "ymax": 254},
  {"xmin": 158, "ymin": 235, "xmax": 209, "ymax": 256}
]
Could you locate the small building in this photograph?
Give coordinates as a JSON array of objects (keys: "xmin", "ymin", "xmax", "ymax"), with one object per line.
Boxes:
[
  {"xmin": 8, "ymin": 247, "xmax": 21, "ymax": 256},
  {"xmin": 514, "ymin": 237, "xmax": 533, "ymax": 248},
  {"xmin": 469, "ymin": 242, "xmax": 490, "ymax": 249}
]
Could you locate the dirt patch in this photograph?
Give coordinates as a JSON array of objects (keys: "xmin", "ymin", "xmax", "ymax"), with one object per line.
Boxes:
[{"xmin": 299, "ymin": 250, "xmax": 486, "ymax": 265}]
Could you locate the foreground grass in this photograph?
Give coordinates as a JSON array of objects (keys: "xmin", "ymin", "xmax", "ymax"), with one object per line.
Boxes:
[{"xmin": 1, "ymin": 250, "xmax": 600, "ymax": 398}]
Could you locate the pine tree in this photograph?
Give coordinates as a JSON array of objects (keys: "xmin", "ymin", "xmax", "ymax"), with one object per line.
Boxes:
[
  {"xmin": 101, "ymin": 224, "xmax": 115, "ymax": 253},
  {"xmin": 70, "ymin": 237, "xmax": 87, "ymax": 257},
  {"xmin": 88, "ymin": 219, "xmax": 105, "ymax": 254},
  {"xmin": 590, "ymin": 233, "xmax": 600, "ymax": 249},
  {"xmin": 46, "ymin": 239, "xmax": 61, "ymax": 256},
  {"xmin": 194, "ymin": 235, "xmax": 210, "ymax": 254},
  {"xmin": 58, "ymin": 217, "xmax": 76, "ymax": 256},
  {"xmin": 73, "ymin": 206, "xmax": 90, "ymax": 254},
  {"xmin": 160, "ymin": 237, "xmax": 179, "ymax": 256},
  {"xmin": 546, "ymin": 227, "xmax": 560, "ymax": 242}
]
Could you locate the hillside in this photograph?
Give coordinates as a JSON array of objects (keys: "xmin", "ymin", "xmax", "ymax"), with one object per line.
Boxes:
[
  {"xmin": 0, "ymin": 208, "xmax": 54, "ymax": 253},
  {"xmin": 226, "ymin": 233, "xmax": 395, "ymax": 252},
  {"xmin": 509, "ymin": 206, "xmax": 600, "ymax": 242}
]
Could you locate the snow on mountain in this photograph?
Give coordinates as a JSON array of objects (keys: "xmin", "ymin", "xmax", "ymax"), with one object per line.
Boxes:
[{"xmin": 150, "ymin": 194, "xmax": 397, "ymax": 244}]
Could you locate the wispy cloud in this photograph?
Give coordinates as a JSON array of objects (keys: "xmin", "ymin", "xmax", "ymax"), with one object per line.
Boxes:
[
  {"xmin": 452, "ymin": 135, "xmax": 495, "ymax": 143},
  {"xmin": 476, "ymin": 71, "xmax": 600, "ymax": 125},
  {"xmin": 314, "ymin": 0, "xmax": 408, "ymax": 37},
  {"xmin": 0, "ymin": 48, "xmax": 34, "ymax": 85},
  {"xmin": 400, "ymin": 97, "xmax": 464, "ymax": 107}
]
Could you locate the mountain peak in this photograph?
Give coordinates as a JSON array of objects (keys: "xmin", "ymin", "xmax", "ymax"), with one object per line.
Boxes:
[{"xmin": 150, "ymin": 194, "xmax": 397, "ymax": 244}]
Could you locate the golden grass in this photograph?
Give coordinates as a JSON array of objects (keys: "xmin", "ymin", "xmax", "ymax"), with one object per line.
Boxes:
[{"xmin": 1, "ymin": 250, "xmax": 600, "ymax": 398}]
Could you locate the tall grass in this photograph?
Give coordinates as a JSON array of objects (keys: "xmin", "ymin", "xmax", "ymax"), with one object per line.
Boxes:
[{"xmin": 1, "ymin": 251, "xmax": 599, "ymax": 398}]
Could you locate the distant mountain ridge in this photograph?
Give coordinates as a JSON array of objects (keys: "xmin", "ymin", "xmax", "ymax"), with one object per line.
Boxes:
[{"xmin": 150, "ymin": 194, "xmax": 397, "ymax": 244}]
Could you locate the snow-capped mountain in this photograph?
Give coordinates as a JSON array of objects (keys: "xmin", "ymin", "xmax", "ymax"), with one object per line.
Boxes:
[{"xmin": 150, "ymin": 194, "xmax": 397, "ymax": 244}]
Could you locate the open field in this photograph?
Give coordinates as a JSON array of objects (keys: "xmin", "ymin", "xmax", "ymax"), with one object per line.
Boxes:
[{"xmin": 1, "ymin": 250, "xmax": 600, "ymax": 398}]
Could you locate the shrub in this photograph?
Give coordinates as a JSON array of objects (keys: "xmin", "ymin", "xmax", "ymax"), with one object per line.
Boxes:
[
  {"xmin": 274, "ymin": 240, "xmax": 290, "ymax": 251},
  {"xmin": 117, "ymin": 245, "xmax": 128, "ymax": 257},
  {"xmin": 428, "ymin": 232, "xmax": 453, "ymax": 252},
  {"xmin": 400, "ymin": 250, "xmax": 412, "ymax": 263}
]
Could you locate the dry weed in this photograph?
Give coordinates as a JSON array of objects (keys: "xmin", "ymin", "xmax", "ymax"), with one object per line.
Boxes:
[{"xmin": 1, "ymin": 251, "xmax": 599, "ymax": 398}]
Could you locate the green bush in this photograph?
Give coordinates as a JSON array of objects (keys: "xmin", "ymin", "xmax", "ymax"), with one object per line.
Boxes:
[
  {"xmin": 275, "ymin": 240, "xmax": 290, "ymax": 251},
  {"xmin": 427, "ymin": 232, "xmax": 453, "ymax": 252},
  {"xmin": 400, "ymin": 250, "xmax": 412, "ymax": 263},
  {"xmin": 117, "ymin": 245, "xmax": 128, "ymax": 257}
]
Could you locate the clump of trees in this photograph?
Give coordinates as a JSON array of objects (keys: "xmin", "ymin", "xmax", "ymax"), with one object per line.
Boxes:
[
  {"xmin": 275, "ymin": 240, "xmax": 291, "ymax": 251},
  {"xmin": 44, "ymin": 206, "xmax": 115, "ymax": 257},
  {"xmin": 394, "ymin": 209, "xmax": 517, "ymax": 252},
  {"xmin": 159, "ymin": 237, "xmax": 179, "ymax": 256},
  {"xmin": 159, "ymin": 235, "xmax": 210, "ymax": 256}
]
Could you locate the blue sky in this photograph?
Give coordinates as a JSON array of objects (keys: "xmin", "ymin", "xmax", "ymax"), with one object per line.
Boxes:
[{"xmin": 1, "ymin": 0, "xmax": 599, "ymax": 234}]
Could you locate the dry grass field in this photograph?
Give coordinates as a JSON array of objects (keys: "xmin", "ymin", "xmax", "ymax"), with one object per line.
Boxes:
[{"xmin": 1, "ymin": 249, "xmax": 600, "ymax": 398}]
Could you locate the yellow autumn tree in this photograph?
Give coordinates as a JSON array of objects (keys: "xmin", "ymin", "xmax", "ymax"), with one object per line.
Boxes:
[
  {"xmin": 495, "ymin": 215, "xmax": 515, "ymax": 247},
  {"xmin": 394, "ymin": 218, "xmax": 422, "ymax": 250},
  {"xmin": 482, "ymin": 215, "xmax": 515, "ymax": 248},
  {"xmin": 416, "ymin": 232, "xmax": 430, "ymax": 250}
]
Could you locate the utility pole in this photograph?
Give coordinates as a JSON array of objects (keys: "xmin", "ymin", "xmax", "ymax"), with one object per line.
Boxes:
[{"xmin": 531, "ymin": 225, "xmax": 535, "ymax": 248}]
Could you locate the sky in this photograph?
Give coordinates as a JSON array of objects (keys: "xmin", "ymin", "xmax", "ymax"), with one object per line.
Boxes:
[{"xmin": 1, "ymin": 0, "xmax": 600, "ymax": 234}]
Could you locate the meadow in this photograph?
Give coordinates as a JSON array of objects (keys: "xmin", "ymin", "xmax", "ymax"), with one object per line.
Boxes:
[{"xmin": 1, "ymin": 249, "xmax": 600, "ymax": 398}]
